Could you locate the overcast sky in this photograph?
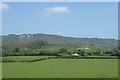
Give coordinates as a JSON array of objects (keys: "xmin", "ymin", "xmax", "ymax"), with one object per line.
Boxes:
[{"xmin": 1, "ymin": 2, "xmax": 118, "ymax": 39}]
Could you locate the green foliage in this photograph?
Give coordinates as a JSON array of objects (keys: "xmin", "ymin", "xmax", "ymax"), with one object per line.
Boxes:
[
  {"xmin": 2, "ymin": 56, "xmax": 56, "ymax": 62},
  {"xmin": 58, "ymin": 48, "xmax": 68, "ymax": 53},
  {"xmin": 57, "ymin": 56, "xmax": 118, "ymax": 59},
  {"xmin": 76, "ymin": 50, "xmax": 86, "ymax": 56},
  {"xmin": 2, "ymin": 42, "xmax": 118, "ymax": 57},
  {"xmin": 2, "ymin": 36, "xmax": 118, "ymax": 57},
  {"xmin": 14, "ymin": 48, "xmax": 21, "ymax": 53}
]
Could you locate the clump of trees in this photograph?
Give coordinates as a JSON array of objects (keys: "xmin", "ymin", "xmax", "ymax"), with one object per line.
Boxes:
[
  {"xmin": 58, "ymin": 48, "xmax": 68, "ymax": 53},
  {"xmin": 2, "ymin": 40, "xmax": 48, "ymax": 56},
  {"xmin": 76, "ymin": 50, "xmax": 86, "ymax": 56}
]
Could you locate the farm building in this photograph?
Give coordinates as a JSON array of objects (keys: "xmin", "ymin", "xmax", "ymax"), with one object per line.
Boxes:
[{"xmin": 71, "ymin": 53, "xmax": 79, "ymax": 56}]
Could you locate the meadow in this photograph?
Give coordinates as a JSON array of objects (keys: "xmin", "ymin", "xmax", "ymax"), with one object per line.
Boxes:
[
  {"xmin": 2, "ymin": 59, "xmax": 118, "ymax": 78},
  {"xmin": 2, "ymin": 37, "xmax": 119, "ymax": 78}
]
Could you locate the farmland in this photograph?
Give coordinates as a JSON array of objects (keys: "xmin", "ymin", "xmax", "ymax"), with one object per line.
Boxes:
[
  {"xmin": 1, "ymin": 34, "xmax": 119, "ymax": 78},
  {"xmin": 2, "ymin": 59, "xmax": 118, "ymax": 78},
  {"xmin": 1, "ymin": 2, "xmax": 119, "ymax": 79}
]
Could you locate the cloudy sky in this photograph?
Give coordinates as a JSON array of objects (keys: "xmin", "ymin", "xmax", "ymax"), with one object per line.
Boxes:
[{"xmin": 1, "ymin": 2, "xmax": 118, "ymax": 39}]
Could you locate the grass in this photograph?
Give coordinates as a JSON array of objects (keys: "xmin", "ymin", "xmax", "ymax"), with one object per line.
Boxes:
[
  {"xmin": 39, "ymin": 44, "xmax": 109, "ymax": 53},
  {"xmin": 2, "ymin": 59, "xmax": 118, "ymax": 78},
  {"xmin": 41, "ymin": 44, "xmax": 77, "ymax": 52}
]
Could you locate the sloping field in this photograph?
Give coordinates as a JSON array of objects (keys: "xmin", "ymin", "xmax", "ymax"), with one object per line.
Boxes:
[{"xmin": 2, "ymin": 59, "xmax": 118, "ymax": 78}]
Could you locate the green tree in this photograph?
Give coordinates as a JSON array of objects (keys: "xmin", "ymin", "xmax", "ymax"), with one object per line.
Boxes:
[
  {"xmin": 14, "ymin": 48, "xmax": 20, "ymax": 53},
  {"xmin": 28, "ymin": 40, "xmax": 47, "ymax": 49},
  {"xmin": 58, "ymin": 48, "xmax": 68, "ymax": 53},
  {"xmin": 76, "ymin": 49, "xmax": 86, "ymax": 56}
]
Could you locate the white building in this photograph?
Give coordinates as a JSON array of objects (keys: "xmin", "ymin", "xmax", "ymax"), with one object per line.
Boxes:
[
  {"xmin": 77, "ymin": 47, "xmax": 90, "ymax": 50},
  {"xmin": 71, "ymin": 53, "xmax": 79, "ymax": 56}
]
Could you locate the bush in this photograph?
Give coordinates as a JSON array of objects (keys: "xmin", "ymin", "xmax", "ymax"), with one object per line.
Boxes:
[
  {"xmin": 57, "ymin": 56, "xmax": 118, "ymax": 59},
  {"xmin": 2, "ymin": 57, "xmax": 48, "ymax": 62},
  {"xmin": 58, "ymin": 48, "xmax": 68, "ymax": 53}
]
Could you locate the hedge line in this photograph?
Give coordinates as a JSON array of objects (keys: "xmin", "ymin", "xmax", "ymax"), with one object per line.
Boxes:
[
  {"xmin": 2, "ymin": 53, "xmax": 58, "ymax": 57},
  {"xmin": 1, "ymin": 56, "xmax": 119, "ymax": 63},
  {"xmin": 1, "ymin": 57, "xmax": 57, "ymax": 62},
  {"xmin": 57, "ymin": 56, "xmax": 119, "ymax": 59}
]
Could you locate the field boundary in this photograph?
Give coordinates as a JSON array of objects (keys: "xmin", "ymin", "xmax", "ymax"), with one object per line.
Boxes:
[{"xmin": 1, "ymin": 78, "xmax": 118, "ymax": 80}]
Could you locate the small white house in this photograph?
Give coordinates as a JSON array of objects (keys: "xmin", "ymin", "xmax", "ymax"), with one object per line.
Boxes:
[
  {"xmin": 71, "ymin": 53, "xmax": 79, "ymax": 56},
  {"xmin": 77, "ymin": 47, "xmax": 90, "ymax": 50}
]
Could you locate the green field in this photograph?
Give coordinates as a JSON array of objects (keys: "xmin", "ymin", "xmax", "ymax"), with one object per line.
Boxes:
[{"xmin": 2, "ymin": 59, "xmax": 118, "ymax": 78}]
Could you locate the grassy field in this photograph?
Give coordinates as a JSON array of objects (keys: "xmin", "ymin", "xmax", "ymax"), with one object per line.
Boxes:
[
  {"xmin": 41, "ymin": 44, "xmax": 109, "ymax": 53},
  {"xmin": 2, "ymin": 59, "xmax": 118, "ymax": 78}
]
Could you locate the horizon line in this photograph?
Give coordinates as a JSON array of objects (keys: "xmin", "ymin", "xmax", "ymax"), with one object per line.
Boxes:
[{"xmin": 1, "ymin": 33, "xmax": 118, "ymax": 40}]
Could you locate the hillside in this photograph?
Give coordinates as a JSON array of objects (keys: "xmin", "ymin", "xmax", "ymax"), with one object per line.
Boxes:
[{"xmin": 2, "ymin": 33, "xmax": 117, "ymax": 49}]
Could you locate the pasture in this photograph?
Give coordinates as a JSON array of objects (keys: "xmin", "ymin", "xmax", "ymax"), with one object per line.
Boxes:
[{"xmin": 2, "ymin": 59, "xmax": 118, "ymax": 78}]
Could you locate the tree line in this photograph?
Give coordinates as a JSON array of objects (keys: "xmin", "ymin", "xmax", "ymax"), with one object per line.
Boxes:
[{"xmin": 2, "ymin": 40, "xmax": 120, "ymax": 57}]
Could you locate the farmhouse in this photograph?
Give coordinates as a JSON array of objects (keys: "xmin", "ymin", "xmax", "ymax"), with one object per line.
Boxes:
[
  {"xmin": 77, "ymin": 47, "xmax": 90, "ymax": 50},
  {"xmin": 71, "ymin": 53, "xmax": 79, "ymax": 56}
]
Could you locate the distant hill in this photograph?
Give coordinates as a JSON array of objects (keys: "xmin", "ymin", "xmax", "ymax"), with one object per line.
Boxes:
[{"xmin": 2, "ymin": 33, "xmax": 118, "ymax": 49}]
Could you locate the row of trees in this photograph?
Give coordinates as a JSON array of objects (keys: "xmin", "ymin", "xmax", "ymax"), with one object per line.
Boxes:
[
  {"xmin": 2, "ymin": 40, "xmax": 48, "ymax": 56},
  {"xmin": 57, "ymin": 48, "xmax": 120, "ymax": 56}
]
